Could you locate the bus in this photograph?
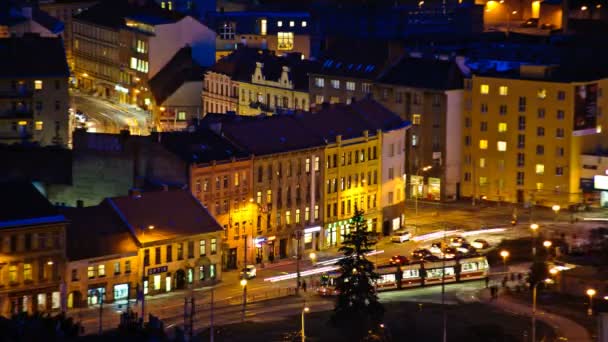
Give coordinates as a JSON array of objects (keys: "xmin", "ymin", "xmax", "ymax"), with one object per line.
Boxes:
[{"xmin": 317, "ymin": 256, "xmax": 489, "ymax": 296}]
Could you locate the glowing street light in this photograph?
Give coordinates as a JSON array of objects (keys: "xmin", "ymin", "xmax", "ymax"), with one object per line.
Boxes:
[
  {"xmin": 500, "ymin": 250, "xmax": 509, "ymax": 272},
  {"xmin": 530, "ymin": 223, "xmax": 539, "ymax": 257},
  {"xmin": 543, "ymin": 240, "xmax": 552, "ymax": 248},
  {"xmin": 309, "ymin": 252, "xmax": 317, "ymax": 265},
  {"xmin": 240, "ymin": 279, "xmax": 248, "ymax": 322},
  {"xmin": 552, "ymin": 205, "xmax": 561, "ymax": 222},
  {"xmin": 587, "ymin": 288, "xmax": 596, "ymax": 316},
  {"xmin": 301, "ymin": 306, "xmax": 310, "ymax": 342}
]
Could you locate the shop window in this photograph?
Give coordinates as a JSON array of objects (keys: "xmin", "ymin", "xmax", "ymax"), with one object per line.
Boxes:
[
  {"xmin": 153, "ymin": 274, "xmax": 161, "ymax": 290},
  {"xmin": 187, "ymin": 268, "xmax": 194, "ymax": 284},
  {"xmin": 210, "ymin": 264, "xmax": 216, "ymax": 279}
]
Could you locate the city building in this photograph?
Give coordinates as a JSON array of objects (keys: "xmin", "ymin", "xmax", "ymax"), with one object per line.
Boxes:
[
  {"xmin": 61, "ymin": 202, "xmax": 139, "ymax": 308},
  {"xmin": 155, "ymin": 128, "xmax": 252, "ymax": 269},
  {"xmin": 72, "ymin": 0, "xmax": 215, "ymax": 115},
  {"xmin": 0, "ymin": 1, "xmax": 65, "ymax": 39},
  {"xmin": 152, "ymin": 0, "xmax": 215, "ymax": 18},
  {"xmin": 149, "ymin": 46, "xmax": 206, "ymax": 131},
  {"xmin": 0, "ymin": 182, "xmax": 67, "ymax": 316},
  {"xmin": 209, "ymin": 114, "xmax": 326, "ymax": 262},
  {"xmin": 39, "ymin": 0, "xmax": 98, "ymax": 71},
  {"xmin": 374, "ymin": 54, "xmax": 466, "ymax": 201},
  {"xmin": 207, "ymin": 11, "xmax": 313, "ymax": 61},
  {"xmin": 461, "ymin": 65, "xmax": 608, "ymax": 206},
  {"xmin": 108, "ymin": 189, "xmax": 224, "ymax": 296},
  {"xmin": 0, "ymin": 35, "xmax": 70, "ymax": 147},
  {"xmin": 307, "ymin": 40, "xmax": 400, "ymax": 109}
]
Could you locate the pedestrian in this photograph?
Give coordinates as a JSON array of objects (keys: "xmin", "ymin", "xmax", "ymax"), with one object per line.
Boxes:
[
  {"xmin": 302, "ymin": 279, "xmax": 307, "ymax": 292},
  {"xmin": 485, "ymin": 276, "xmax": 490, "ymax": 288}
]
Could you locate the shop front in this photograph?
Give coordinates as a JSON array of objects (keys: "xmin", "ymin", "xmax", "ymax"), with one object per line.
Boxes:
[
  {"xmin": 113, "ymin": 283, "xmax": 129, "ymax": 302},
  {"xmin": 410, "ymin": 175, "xmax": 424, "ymax": 198},
  {"xmin": 87, "ymin": 284, "xmax": 106, "ymax": 306},
  {"xmin": 146, "ymin": 265, "xmax": 169, "ymax": 295},
  {"xmin": 427, "ymin": 177, "xmax": 441, "ymax": 201},
  {"xmin": 303, "ymin": 226, "xmax": 321, "ymax": 251},
  {"xmin": 325, "ymin": 219, "xmax": 352, "ymax": 248}
]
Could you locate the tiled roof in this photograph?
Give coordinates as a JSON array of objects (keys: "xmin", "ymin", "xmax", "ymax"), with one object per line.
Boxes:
[
  {"xmin": 153, "ymin": 127, "xmax": 250, "ymax": 164},
  {"xmin": 32, "ymin": 8, "xmax": 65, "ymax": 34},
  {"xmin": 74, "ymin": 0, "xmax": 183, "ymax": 29},
  {"xmin": 61, "ymin": 203, "xmax": 139, "ymax": 261},
  {"xmin": 377, "ymin": 55, "xmax": 464, "ymax": 90},
  {"xmin": 0, "ymin": 181, "xmax": 64, "ymax": 227},
  {"xmin": 106, "ymin": 189, "xmax": 223, "ymax": 244},
  {"xmin": 0, "ymin": 35, "xmax": 69, "ymax": 78},
  {"xmin": 313, "ymin": 39, "xmax": 394, "ymax": 79},
  {"xmin": 149, "ymin": 46, "xmax": 206, "ymax": 105}
]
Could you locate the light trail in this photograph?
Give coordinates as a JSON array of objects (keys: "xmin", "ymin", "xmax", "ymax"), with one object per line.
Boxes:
[
  {"xmin": 315, "ymin": 249, "xmax": 384, "ymax": 267},
  {"xmin": 460, "ymin": 228, "xmax": 506, "ymax": 237}
]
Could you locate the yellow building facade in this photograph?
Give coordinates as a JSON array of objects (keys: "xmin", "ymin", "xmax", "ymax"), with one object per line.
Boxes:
[
  {"xmin": 324, "ymin": 130, "xmax": 382, "ymax": 247},
  {"xmin": 237, "ymin": 62, "xmax": 310, "ymax": 115},
  {"xmin": 461, "ymin": 69, "xmax": 608, "ymax": 207}
]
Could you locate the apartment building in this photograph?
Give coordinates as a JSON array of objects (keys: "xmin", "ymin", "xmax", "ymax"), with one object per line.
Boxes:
[
  {"xmin": 0, "ymin": 36, "xmax": 70, "ymax": 147},
  {"xmin": 0, "ymin": 182, "xmax": 67, "ymax": 316},
  {"xmin": 374, "ymin": 54, "xmax": 466, "ymax": 201},
  {"xmin": 73, "ymin": 0, "xmax": 215, "ymax": 117},
  {"xmin": 461, "ymin": 65, "xmax": 608, "ymax": 206}
]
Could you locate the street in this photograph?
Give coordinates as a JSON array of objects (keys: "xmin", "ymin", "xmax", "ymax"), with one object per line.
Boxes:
[
  {"xmin": 70, "ymin": 200, "xmax": 607, "ymax": 335},
  {"xmin": 69, "ymin": 90, "xmax": 151, "ymax": 135}
]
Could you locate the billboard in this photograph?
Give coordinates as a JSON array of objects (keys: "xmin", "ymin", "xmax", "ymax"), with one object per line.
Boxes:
[
  {"xmin": 594, "ymin": 175, "xmax": 608, "ymax": 190},
  {"xmin": 573, "ymin": 83, "xmax": 598, "ymax": 136}
]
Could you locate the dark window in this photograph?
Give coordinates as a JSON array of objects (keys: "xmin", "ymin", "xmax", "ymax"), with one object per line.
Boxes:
[
  {"xmin": 24, "ymin": 233, "xmax": 31, "ymax": 251},
  {"xmin": 10, "ymin": 235, "xmax": 17, "ymax": 252},
  {"xmin": 536, "ymin": 145, "xmax": 544, "ymax": 155},
  {"xmin": 155, "ymin": 247, "xmax": 161, "ymax": 264},
  {"xmin": 537, "ymin": 127, "xmax": 545, "ymax": 136},
  {"xmin": 188, "ymin": 240, "xmax": 194, "ymax": 258},
  {"xmin": 517, "ymin": 153, "xmax": 525, "ymax": 167},
  {"xmin": 518, "ymin": 97, "xmax": 526, "ymax": 112},
  {"xmin": 517, "ymin": 134, "xmax": 525, "ymax": 148},
  {"xmin": 166, "ymin": 245, "xmax": 173, "ymax": 262},
  {"xmin": 257, "ymin": 166, "xmax": 263, "ymax": 182},
  {"xmin": 517, "ymin": 172, "xmax": 524, "ymax": 185},
  {"xmin": 177, "ymin": 243, "xmax": 183, "ymax": 260},
  {"xmin": 144, "ymin": 249, "xmax": 150, "ymax": 266},
  {"xmin": 518, "ymin": 116, "xmax": 526, "ymax": 130}
]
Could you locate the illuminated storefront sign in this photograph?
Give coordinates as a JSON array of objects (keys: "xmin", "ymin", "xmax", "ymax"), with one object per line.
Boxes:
[
  {"xmin": 594, "ymin": 175, "xmax": 608, "ymax": 190},
  {"xmin": 304, "ymin": 226, "xmax": 321, "ymax": 233}
]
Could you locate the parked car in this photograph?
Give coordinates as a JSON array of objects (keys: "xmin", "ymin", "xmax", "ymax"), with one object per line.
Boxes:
[
  {"xmin": 456, "ymin": 243, "xmax": 476, "ymax": 255},
  {"xmin": 240, "ymin": 265, "xmax": 257, "ymax": 279},
  {"xmin": 390, "ymin": 230, "xmax": 412, "ymax": 243},
  {"xmin": 471, "ymin": 239, "xmax": 490, "ymax": 249},
  {"xmin": 429, "ymin": 243, "xmax": 444, "ymax": 255},
  {"xmin": 443, "ymin": 247, "xmax": 458, "ymax": 259},
  {"xmin": 450, "ymin": 236, "xmax": 467, "ymax": 247},
  {"xmin": 389, "ymin": 255, "xmax": 409, "ymax": 265},
  {"xmin": 411, "ymin": 248, "xmax": 434, "ymax": 261},
  {"xmin": 521, "ymin": 18, "xmax": 539, "ymax": 27}
]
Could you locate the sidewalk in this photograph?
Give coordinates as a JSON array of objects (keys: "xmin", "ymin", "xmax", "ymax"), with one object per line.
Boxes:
[{"xmin": 457, "ymin": 287, "xmax": 592, "ymax": 342}]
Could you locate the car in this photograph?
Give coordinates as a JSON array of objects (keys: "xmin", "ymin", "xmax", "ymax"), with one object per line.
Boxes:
[
  {"xmin": 240, "ymin": 265, "xmax": 257, "ymax": 279},
  {"xmin": 456, "ymin": 243, "xmax": 476, "ymax": 255},
  {"xmin": 429, "ymin": 243, "xmax": 443, "ymax": 255},
  {"xmin": 471, "ymin": 239, "xmax": 490, "ymax": 249},
  {"xmin": 521, "ymin": 18, "xmax": 539, "ymax": 28},
  {"xmin": 411, "ymin": 248, "xmax": 434, "ymax": 261},
  {"xmin": 390, "ymin": 230, "xmax": 411, "ymax": 243},
  {"xmin": 389, "ymin": 255, "xmax": 409, "ymax": 265},
  {"xmin": 450, "ymin": 236, "xmax": 466, "ymax": 247},
  {"xmin": 443, "ymin": 247, "xmax": 458, "ymax": 259}
]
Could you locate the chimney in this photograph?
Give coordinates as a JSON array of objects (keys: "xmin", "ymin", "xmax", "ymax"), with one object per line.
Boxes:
[{"xmin": 76, "ymin": 200, "xmax": 84, "ymax": 208}]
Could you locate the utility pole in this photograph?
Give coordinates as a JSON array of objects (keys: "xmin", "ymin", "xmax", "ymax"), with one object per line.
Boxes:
[
  {"xmin": 295, "ymin": 230, "xmax": 302, "ymax": 295},
  {"xmin": 98, "ymin": 291, "xmax": 103, "ymax": 335},
  {"xmin": 210, "ymin": 289, "xmax": 215, "ymax": 342},
  {"xmin": 190, "ymin": 297, "xmax": 195, "ymax": 341},
  {"xmin": 441, "ymin": 225, "xmax": 447, "ymax": 342}
]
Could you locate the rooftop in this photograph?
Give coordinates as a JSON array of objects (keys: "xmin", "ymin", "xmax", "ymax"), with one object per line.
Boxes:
[
  {"xmin": 149, "ymin": 46, "xmax": 206, "ymax": 105},
  {"xmin": 377, "ymin": 55, "xmax": 465, "ymax": 90},
  {"xmin": 106, "ymin": 189, "xmax": 222, "ymax": 244},
  {"xmin": 74, "ymin": 0, "xmax": 183, "ymax": 29},
  {"xmin": 0, "ymin": 181, "xmax": 65, "ymax": 229},
  {"xmin": 0, "ymin": 35, "xmax": 69, "ymax": 78}
]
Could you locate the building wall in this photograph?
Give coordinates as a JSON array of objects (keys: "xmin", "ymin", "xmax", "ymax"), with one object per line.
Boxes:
[
  {"xmin": 445, "ymin": 89, "xmax": 464, "ymax": 200},
  {"xmin": 308, "ymin": 74, "xmax": 373, "ymax": 110},
  {"xmin": 461, "ymin": 75, "xmax": 608, "ymax": 206},
  {"xmin": 149, "ymin": 16, "xmax": 216, "ymax": 78},
  {"xmin": 202, "ymin": 72, "xmax": 239, "ymax": 114},
  {"xmin": 380, "ymin": 127, "xmax": 406, "ymax": 233},
  {"xmin": 159, "ymin": 81, "xmax": 203, "ymax": 131},
  {"xmin": 0, "ymin": 77, "xmax": 69, "ymax": 147},
  {"xmin": 190, "ymin": 158, "xmax": 253, "ymax": 270},
  {"xmin": 252, "ymin": 148, "xmax": 324, "ymax": 263},
  {"xmin": 65, "ymin": 254, "xmax": 139, "ymax": 308},
  {"xmin": 0, "ymin": 222, "xmax": 67, "ymax": 316},
  {"xmin": 323, "ymin": 132, "xmax": 382, "ymax": 247},
  {"xmin": 140, "ymin": 232, "xmax": 223, "ymax": 296}
]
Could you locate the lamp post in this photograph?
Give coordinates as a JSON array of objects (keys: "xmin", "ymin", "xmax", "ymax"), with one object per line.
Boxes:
[
  {"xmin": 530, "ymin": 223, "xmax": 539, "ymax": 258},
  {"xmin": 301, "ymin": 306, "xmax": 310, "ymax": 342},
  {"xmin": 552, "ymin": 205, "xmax": 561, "ymax": 222},
  {"xmin": 543, "ymin": 240, "xmax": 552, "ymax": 259},
  {"xmin": 587, "ymin": 288, "xmax": 596, "ymax": 316},
  {"xmin": 96, "ymin": 290, "xmax": 103, "ymax": 335},
  {"xmin": 532, "ymin": 278, "xmax": 552, "ymax": 342},
  {"xmin": 309, "ymin": 252, "xmax": 316, "ymax": 266},
  {"xmin": 240, "ymin": 279, "xmax": 247, "ymax": 322},
  {"xmin": 500, "ymin": 250, "xmax": 509, "ymax": 273}
]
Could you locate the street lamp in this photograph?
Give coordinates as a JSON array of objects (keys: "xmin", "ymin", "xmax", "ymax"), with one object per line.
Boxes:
[
  {"xmin": 587, "ymin": 288, "xmax": 596, "ymax": 316},
  {"xmin": 552, "ymin": 205, "xmax": 561, "ymax": 222},
  {"xmin": 309, "ymin": 252, "xmax": 316, "ymax": 266},
  {"xmin": 532, "ymin": 278, "xmax": 552, "ymax": 342},
  {"xmin": 530, "ymin": 223, "xmax": 539, "ymax": 258},
  {"xmin": 500, "ymin": 250, "xmax": 509, "ymax": 273},
  {"xmin": 543, "ymin": 240, "xmax": 552, "ymax": 259},
  {"xmin": 240, "ymin": 279, "xmax": 248, "ymax": 322},
  {"xmin": 301, "ymin": 306, "xmax": 310, "ymax": 342}
]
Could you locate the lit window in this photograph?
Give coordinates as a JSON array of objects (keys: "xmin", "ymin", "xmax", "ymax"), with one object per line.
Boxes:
[
  {"xmin": 479, "ymin": 140, "xmax": 488, "ymax": 149},
  {"xmin": 286, "ymin": 211, "xmax": 291, "ymax": 225},
  {"xmin": 211, "ymin": 238, "xmax": 217, "ymax": 254},
  {"xmin": 498, "ymin": 122, "xmax": 507, "ymax": 132},
  {"xmin": 412, "ymin": 114, "xmax": 421, "ymax": 125},
  {"xmin": 479, "ymin": 177, "xmax": 488, "ymax": 186},
  {"xmin": 35, "ymin": 121, "xmax": 43, "ymax": 130},
  {"xmin": 314, "ymin": 77, "xmax": 324, "ymax": 88},
  {"xmin": 346, "ymin": 81, "xmax": 355, "ymax": 91},
  {"xmin": 24, "ymin": 263, "xmax": 32, "ymax": 281},
  {"xmin": 277, "ymin": 20, "xmax": 283, "ymax": 27},
  {"xmin": 412, "ymin": 134, "xmax": 418, "ymax": 146},
  {"xmin": 497, "ymin": 141, "xmax": 507, "ymax": 151},
  {"xmin": 302, "ymin": 21, "xmax": 307, "ymax": 27},
  {"xmin": 479, "ymin": 158, "xmax": 486, "ymax": 168},
  {"xmin": 130, "ymin": 57, "xmax": 137, "ymax": 69},
  {"xmin": 9, "ymin": 266, "xmax": 17, "ymax": 283},
  {"xmin": 34, "ymin": 80, "xmax": 43, "ymax": 90},
  {"xmin": 537, "ymin": 88, "xmax": 547, "ymax": 99},
  {"xmin": 535, "ymin": 164, "xmax": 544, "ymax": 175},
  {"xmin": 167, "ymin": 1, "xmax": 172, "ymax": 10},
  {"xmin": 98, "ymin": 264, "xmax": 105, "ymax": 277},
  {"xmin": 277, "ymin": 32, "xmax": 294, "ymax": 50},
  {"xmin": 536, "ymin": 182, "xmax": 544, "ymax": 190},
  {"xmin": 331, "ymin": 80, "xmax": 340, "ymax": 89},
  {"xmin": 499, "ymin": 86, "xmax": 508, "ymax": 96},
  {"xmin": 87, "ymin": 266, "xmax": 95, "ymax": 278},
  {"xmin": 289, "ymin": 21, "xmax": 294, "ymax": 27},
  {"xmin": 256, "ymin": 18, "xmax": 266, "ymax": 35},
  {"xmin": 295, "ymin": 209, "xmax": 301, "ymax": 223},
  {"xmin": 480, "ymin": 84, "xmax": 489, "ymax": 94}
]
